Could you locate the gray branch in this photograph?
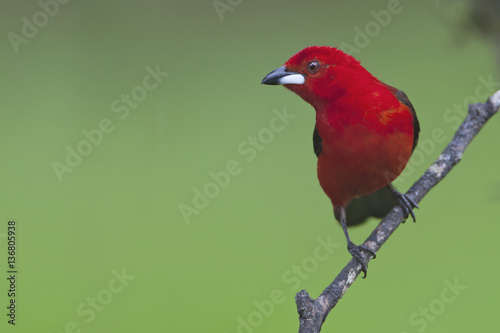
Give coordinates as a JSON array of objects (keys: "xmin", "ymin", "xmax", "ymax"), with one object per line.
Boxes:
[{"xmin": 296, "ymin": 90, "xmax": 500, "ymax": 333}]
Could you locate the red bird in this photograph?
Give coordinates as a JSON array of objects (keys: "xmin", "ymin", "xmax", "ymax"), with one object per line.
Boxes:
[{"xmin": 262, "ymin": 46, "xmax": 419, "ymax": 276}]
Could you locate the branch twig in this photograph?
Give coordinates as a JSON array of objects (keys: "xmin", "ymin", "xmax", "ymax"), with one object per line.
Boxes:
[{"xmin": 296, "ymin": 90, "xmax": 500, "ymax": 333}]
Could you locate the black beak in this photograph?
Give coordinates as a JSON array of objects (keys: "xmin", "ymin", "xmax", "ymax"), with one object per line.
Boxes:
[{"xmin": 261, "ymin": 66, "xmax": 305, "ymax": 85}]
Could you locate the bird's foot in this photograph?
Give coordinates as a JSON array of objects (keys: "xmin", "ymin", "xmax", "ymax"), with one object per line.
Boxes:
[
  {"xmin": 388, "ymin": 186, "xmax": 419, "ymax": 222},
  {"xmin": 347, "ymin": 241, "xmax": 376, "ymax": 278},
  {"xmin": 393, "ymin": 192, "xmax": 419, "ymax": 222}
]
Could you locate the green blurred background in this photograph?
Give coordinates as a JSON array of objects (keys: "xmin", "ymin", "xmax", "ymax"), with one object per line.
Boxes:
[{"xmin": 1, "ymin": 0, "xmax": 499, "ymax": 332}]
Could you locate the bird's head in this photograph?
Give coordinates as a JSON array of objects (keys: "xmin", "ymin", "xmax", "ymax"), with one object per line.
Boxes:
[{"xmin": 262, "ymin": 46, "xmax": 373, "ymax": 108}]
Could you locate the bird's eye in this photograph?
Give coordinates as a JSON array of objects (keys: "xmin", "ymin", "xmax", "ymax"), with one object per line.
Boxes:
[{"xmin": 307, "ymin": 61, "xmax": 320, "ymax": 73}]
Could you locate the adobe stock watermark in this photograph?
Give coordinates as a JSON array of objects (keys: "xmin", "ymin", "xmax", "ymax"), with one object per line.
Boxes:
[
  {"xmin": 213, "ymin": 0, "xmax": 243, "ymax": 21},
  {"xmin": 51, "ymin": 64, "xmax": 169, "ymax": 182},
  {"xmin": 385, "ymin": 74, "xmax": 500, "ymax": 185},
  {"xmin": 7, "ymin": 0, "xmax": 73, "ymax": 54},
  {"xmin": 339, "ymin": 0, "xmax": 410, "ymax": 56},
  {"xmin": 50, "ymin": 268, "xmax": 135, "ymax": 333},
  {"xmin": 401, "ymin": 277, "xmax": 467, "ymax": 333},
  {"xmin": 178, "ymin": 106, "xmax": 296, "ymax": 224},
  {"xmin": 225, "ymin": 235, "xmax": 339, "ymax": 333}
]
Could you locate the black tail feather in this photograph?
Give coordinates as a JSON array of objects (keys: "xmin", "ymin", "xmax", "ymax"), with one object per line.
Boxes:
[{"xmin": 345, "ymin": 187, "xmax": 395, "ymax": 226}]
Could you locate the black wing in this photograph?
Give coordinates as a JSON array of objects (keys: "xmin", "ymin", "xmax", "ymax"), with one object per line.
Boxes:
[
  {"xmin": 313, "ymin": 126, "xmax": 322, "ymax": 157},
  {"xmin": 395, "ymin": 89, "xmax": 420, "ymax": 153}
]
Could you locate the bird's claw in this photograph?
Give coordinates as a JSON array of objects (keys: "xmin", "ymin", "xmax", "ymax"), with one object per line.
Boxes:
[
  {"xmin": 347, "ymin": 242, "xmax": 376, "ymax": 278},
  {"xmin": 392, "ymin": 191, "xmax": 419, "ymax": 223}
]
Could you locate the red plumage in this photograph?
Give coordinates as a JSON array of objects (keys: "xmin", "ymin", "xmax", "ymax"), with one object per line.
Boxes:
[{"xmin": 262, "ymin": 46, "xmax": 419, "ymax": 276}]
